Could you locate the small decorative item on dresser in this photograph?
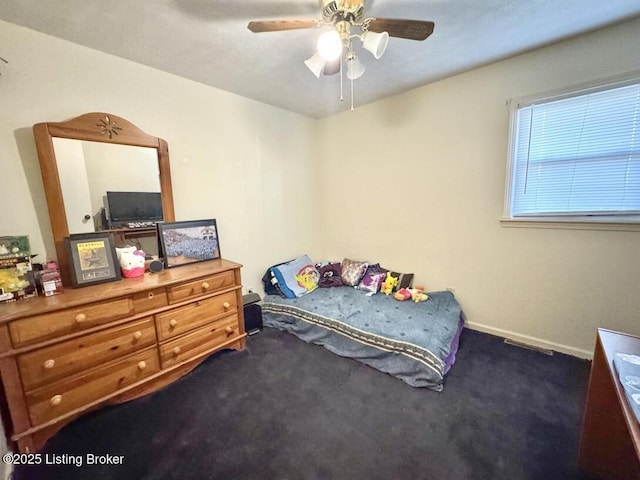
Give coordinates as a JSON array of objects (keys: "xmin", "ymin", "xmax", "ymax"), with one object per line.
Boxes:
[
  {"xmin": 64, "ymin": 232, "xmax": 122, "ymax": 287},
  {"xmin": 157, "ymin": 219, "xmax": 221, "ymax": 268},
  {"xmin": 148, "ymin": 259, "xmax": 164, "ymax": 273},
  {"xmin": 115, "ymin": 246, "xmax": 146, "ymax": 278},
  {"xmin": 0, "ymin": 235, "xmax": 37, "ymax": 302},
  {"xmin": 37, "ymin": 261, "xmax": 64, "ymax": 296}
]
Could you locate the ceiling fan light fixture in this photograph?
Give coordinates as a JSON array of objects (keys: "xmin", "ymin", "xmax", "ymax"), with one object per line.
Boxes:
[
  {"xmin": 247, "ymin": 2, "xmax": 436, "ymax": 112},
  {"xmin": 361, "ymin": 30, "xmax": 389, "ymax": 59},
  {"xmin": 317, "ymin": 30, "xmax": 343, "ymax": 61},
  {"xmin": 304, "ymin": 52, "xmax": 327, "ymax": 78},
  {"xmin": 346, "ymin": 56, "xmax": 365, "ymax": 80}
]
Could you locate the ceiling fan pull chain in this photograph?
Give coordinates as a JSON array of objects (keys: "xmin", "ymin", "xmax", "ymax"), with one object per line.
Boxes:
[
  {"xmin": 339, "ymin": 54, "xmax": 344, "ymax": 102},
  {"xmin": 350, "ymin": 74, "xmax": 355, "ymax": 111}
]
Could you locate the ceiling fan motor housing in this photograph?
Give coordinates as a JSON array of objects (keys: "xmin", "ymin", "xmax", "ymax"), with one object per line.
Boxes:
[{"xmin": 322, "ymin": 0, "xmax": 365, "ymax": 24}]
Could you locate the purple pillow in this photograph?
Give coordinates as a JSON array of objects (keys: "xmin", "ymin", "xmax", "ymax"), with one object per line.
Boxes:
[
  {"xmin": 357, "ymin": 271, "xmax": 386, "ymax": 294},
  {"xmin": 318, "ymin": 262, "xmax": 343, "ymax": 288}
]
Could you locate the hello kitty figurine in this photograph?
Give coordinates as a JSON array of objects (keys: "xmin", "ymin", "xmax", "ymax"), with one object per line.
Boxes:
[{"xmin": 116, "ymin": 246, "xmax": 146, "ymax": 278}]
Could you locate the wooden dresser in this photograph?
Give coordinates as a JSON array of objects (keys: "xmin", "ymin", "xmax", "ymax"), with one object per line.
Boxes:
[
  {"xmin": 578, "ymin": 328, "xmax": 640, "ymax": 480},
  {"xmin": 0, "ymin": 258, "xmax": 245, "ymax": 453}
]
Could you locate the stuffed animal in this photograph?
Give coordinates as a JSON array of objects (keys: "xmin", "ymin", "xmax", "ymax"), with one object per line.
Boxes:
[
  {"xmin": 393, "ymin": 288, "xmax": 412, "ymax": 301},
  {"xmin": 380, "ymin": 272, "xmax": 399, "ymax": 295},
  {"xmin": 410, "ymin": 286, "xmax": 429, "ymax": 303},
  {"xmin": 116, "ymin": 246, "xmax": 146, "ymax": 278}
]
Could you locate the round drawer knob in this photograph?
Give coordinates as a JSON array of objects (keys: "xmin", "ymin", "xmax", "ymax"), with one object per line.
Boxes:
[
  {"xmin": 223, "ymin": 301, "xmax": 231, "ymax": 310},
  {"xmin": 50, "ymin": 395, "xmax": 62, "ymax": 407},
  {"xmin": 43, "ymin": 359, "xmax": 55, "ymax": 370},
  {"xmin": 133, "ymin": 331, "xmax": 143, "ymax": 340},
  {"xmin": 169, "ymin": 319, "xmax": 178, "ymax": 328},
  {"xmin": 137, "ymin": 361, "xmax": 147, "ymax": 370},
  {"xmin": 148, "ymin": 292, "xmax": 154, "ymax": 299},
  {"xmin": 74, "ymin": 313, "xmax": 87, "ymax": 323},
  {"xmin": 201, "ymin": 282, "xmax": 210, "ymax": 290},
  {"xmin": 172, "ymin": 347, "xmax": 181, "ymax": 356},
  {"xmin": 225, "ymin": 326, "xmax": 234, "ymax": 334}
]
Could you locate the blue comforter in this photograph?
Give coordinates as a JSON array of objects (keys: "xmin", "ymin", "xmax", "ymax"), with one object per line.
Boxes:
[{"xmin": 262, "ymin": 287, "xmax": 464, "ymax": 390}]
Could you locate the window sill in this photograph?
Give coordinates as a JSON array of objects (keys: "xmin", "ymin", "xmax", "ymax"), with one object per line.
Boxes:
[{"xmin": 499, "ymin": 217, "xmax": 640, "ymax": 232}]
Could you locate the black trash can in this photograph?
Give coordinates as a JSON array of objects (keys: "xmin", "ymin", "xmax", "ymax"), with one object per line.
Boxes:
[{"xmin": 243, "ymin": 292, "xmax": 262, "ymax": 335}]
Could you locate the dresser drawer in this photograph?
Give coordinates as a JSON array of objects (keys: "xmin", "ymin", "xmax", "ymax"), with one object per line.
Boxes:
[
  {"xmin": 18, "ymin": 318, "xmax": 157, "ymax": 391},
  {"xmin": 132, "ymin": 288, "xmax": 168, "ymax": 313},
  {"xmin": 159, "ymin": 315, "xmax": 239, "ymax": 368},
  {"xmin": 168, "ymin": 270, "xmax": 235, "ymax": 304},
  {"xmin": 9, "ymin": 298, "xmax": 134, "ymax": 348},
  {"xmin": 25, "ymin": 347, "xmax": 159, "ymax": 427},
  {"xmin": 156, "ymin": 291, "xmax": 237, "ymax": 340}
]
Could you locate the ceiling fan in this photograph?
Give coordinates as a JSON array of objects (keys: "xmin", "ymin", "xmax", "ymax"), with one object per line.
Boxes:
[{"xmin": 247, "ymin": 0, "xmax": 435, "ymax": 90}]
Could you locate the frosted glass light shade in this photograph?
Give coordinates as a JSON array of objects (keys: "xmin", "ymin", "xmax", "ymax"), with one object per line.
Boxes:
[
  {"xmin": 304, "ymin": 52, "xmax": 327, "ymax": 78},
  {"xmin": 317, "ymin": 30, "xmax": 342, "ymax": 61},
  {"xmin": 346, "ymin": 57, "xmax": 365, "ymax": 80},
  {"xmin": 362, "ymin": 30, "xmax": 389, "ymax": 59}
]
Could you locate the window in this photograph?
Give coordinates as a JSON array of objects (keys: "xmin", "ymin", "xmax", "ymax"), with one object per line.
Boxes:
[{"xmin": 503, "ymin": 76, "xmax": 640, "ymax": 228}]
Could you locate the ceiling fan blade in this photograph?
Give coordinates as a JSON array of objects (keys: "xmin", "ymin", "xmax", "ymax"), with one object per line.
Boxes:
[
  {"xmin": 247, "ymin": 19, "xmax": 319, "ymax": 33},
  {"xmin": 367, "ymin": 18, "xmax": 435, "ymax": 41}
]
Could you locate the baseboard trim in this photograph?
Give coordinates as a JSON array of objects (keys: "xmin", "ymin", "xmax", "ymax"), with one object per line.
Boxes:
[{"xmin": 465, "ymin": 321, "xmax": 593, "ymax": 360}]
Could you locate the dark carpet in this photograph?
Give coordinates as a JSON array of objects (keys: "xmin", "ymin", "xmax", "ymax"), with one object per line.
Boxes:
[{"xmin": 13, "ymin": 327, "xmax": 592, "ymax": 480}]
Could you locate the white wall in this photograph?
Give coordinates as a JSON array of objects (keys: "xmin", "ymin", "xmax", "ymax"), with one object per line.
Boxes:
[
  {"xmin": 0, "ymin": 19, "xmax": 321, "ymax": 293},
  {"xmin": 316, "ymin": 17, "xmax": 640, "ymax": 357}
]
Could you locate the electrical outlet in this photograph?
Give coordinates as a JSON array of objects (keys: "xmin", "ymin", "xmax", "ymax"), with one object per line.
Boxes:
[{"xmin": 445, "ymin": 286, "xmax": 455, "ymax": 294}]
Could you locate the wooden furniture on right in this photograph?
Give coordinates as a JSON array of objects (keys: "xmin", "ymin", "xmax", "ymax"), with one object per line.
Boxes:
[{"xmin": 578, "ymin": 328, "xmax": 640, "ymax": 480}]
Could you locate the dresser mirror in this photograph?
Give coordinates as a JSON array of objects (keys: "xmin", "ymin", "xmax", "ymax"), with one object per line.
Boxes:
[
  {"xmin": 33, "ymin": 112, "xmax": 175, "ymax": 285},
  {"xmin": 51, "ymin": 138, "xmax": 161, "ymax": 234}
]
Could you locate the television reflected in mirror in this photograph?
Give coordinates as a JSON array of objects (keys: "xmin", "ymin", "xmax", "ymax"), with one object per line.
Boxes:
[{"xmin": 106, "ymin": 191, "xmax": 164, "ymax": 228}]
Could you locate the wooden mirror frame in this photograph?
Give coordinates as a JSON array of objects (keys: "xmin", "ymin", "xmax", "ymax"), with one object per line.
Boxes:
[{"xmin": 33, "ymin": 112, "xmax": 175, "ymax": 286}]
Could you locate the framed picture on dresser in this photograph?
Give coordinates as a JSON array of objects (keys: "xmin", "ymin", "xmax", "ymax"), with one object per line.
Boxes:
[
  {"xmin": 65, "ymin": 232, "xmax": 122, "ymax": 287},
  {"xmin": 158, "ymin": 218, "xmax": 221, "ymax": 268}
]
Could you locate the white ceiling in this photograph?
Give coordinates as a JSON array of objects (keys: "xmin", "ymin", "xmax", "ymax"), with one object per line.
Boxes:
[{"xmin": 1, "ymin": 0, "xmax": 639, "ymax": 118}]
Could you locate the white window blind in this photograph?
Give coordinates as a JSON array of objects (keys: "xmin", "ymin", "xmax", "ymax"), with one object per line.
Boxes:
[{"xmin": 510, "ymin": 81, "xmax": 640, "ymax": 218}]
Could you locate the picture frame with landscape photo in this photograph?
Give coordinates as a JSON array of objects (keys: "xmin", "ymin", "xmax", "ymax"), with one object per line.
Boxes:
[
  {"xmin": 158, "ymin": 219, "xmax": 221, "ymax": 268},
  {"xmin": 65, "ymin": 233, "xmax": 121, "ymax": 287}
]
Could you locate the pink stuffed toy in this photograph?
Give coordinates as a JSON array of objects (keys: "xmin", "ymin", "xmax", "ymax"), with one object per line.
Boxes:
[
  {"xmin": 116, "ymin": 246, "xmax": 146, "ymax": 278},
  {"xmin": 393, "ymin": 288, "xmax": 412, "ymax": 301}
]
